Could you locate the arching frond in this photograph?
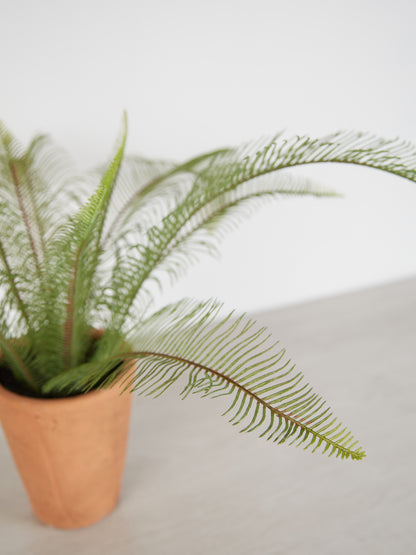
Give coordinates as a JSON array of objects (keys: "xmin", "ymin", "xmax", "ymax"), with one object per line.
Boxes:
[
  {"xmin": 42, "ymin": 298, "xmax": 365, "ymax": 460},
  {"xmin": 0, "ymin": 122, "xmax": 88, "ymax": 345},
  {"xmin": 0, "ymin": 124, "xmax": 86, "ymax": 260},
  {"xmin": 23, "ymin": 133, "xmax": 91, "ymax": 234},
  {"xmin": 122, "ymin": 173, "xmax": 338, "ymax": 322},
  {"xmin": 100, "ymin": 155, "xmax": 176, "ymax": 244},
  {"xmin": 0, "ymin": 123, "xmax": 44, "ymax": 280},
  {"xmin": 102, "ymin": 147, "xmax": 232, "ymax": 248},
  {"xmin": 105, "ymin": 131, "xmax": 416, "ymax": 333}
]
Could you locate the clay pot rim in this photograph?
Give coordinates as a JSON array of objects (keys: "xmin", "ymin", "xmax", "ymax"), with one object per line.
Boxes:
[{"xmin": 0, "ymin": 380, "xmax": 130, "ymax": 414}]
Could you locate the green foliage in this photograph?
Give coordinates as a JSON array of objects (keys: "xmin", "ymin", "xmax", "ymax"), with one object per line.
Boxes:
[
  {"xmin": 44, "ymin": 299, "xmax": 365, "ymax": 459},
  {"xmin": 1, "ymin": 116, "xmax": 416, "ymax": 458}
]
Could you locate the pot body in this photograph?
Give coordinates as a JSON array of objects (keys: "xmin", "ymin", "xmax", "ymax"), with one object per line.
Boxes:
[{"xmin": 0, "ymin": 381, "xmax": 132, "ymax": 529}]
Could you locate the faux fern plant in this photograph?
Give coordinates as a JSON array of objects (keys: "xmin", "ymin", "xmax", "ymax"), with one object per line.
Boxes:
[{"xmin": 1, "ymin": 115, "xmax": 415, "ymax": 461}]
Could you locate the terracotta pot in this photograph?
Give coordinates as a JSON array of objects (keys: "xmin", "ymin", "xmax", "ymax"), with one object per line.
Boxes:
[{"xmin": 0, "ymin": 378, "xmax": 132, "ymax": 529}]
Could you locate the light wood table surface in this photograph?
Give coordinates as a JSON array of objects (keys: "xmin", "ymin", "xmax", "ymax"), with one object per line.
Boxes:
[{"xmin": 1, "ymin": 277, "xmax": 415, "ymax": 555}]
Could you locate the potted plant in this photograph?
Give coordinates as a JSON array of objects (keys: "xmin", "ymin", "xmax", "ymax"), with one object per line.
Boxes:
[{"xmin": 0, "ymin": 115, "xmax": 414, "ymax": 529}]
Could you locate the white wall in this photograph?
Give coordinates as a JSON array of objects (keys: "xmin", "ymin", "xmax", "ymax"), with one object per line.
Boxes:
[{"xmin": 2, "ymin": 0, "xmax": 416, "ymax": 312}]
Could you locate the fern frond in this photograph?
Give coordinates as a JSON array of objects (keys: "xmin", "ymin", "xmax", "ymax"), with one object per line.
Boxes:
[
  {"xmin": 132, "ymin": 174, "xmax": 338, "ymax": 312},
  {"xmin": 0, "ymin": 124, "xmax": 43, "ymax": 276},
  {"xmin": 101, "ymin": 156, "xmax": 176, "ymax": 245},
  {"xmin": 0, "ymin": 124, "xmax": 51, "ymax": 341},
  {"xmin": 105, "ymin": 131, "xmax": 416, "ymax": 332},
  {"xmin": 59, "ymin": 113, "xmax": 128, "ymax": 370},
  {"xmin": 31, "ymin": 114, "xmax": 128, "ymax": 377},
  {"xmin": 23, "ymin": 133, "xmax": 90, "ymax": 237},
  {"xmin": 42, "ymin": 298, "xmax": 365, "ymax": 460},
  {"xmin": 0, "ymin": 124, "xmax": 82, "ymax": 264},
  {"xmin": 102, "ymin": 147, "xmax": 232, "ymax": 248},
  {"xmin": 0, "ymin": 241, "xmax": 31, "ymax": 331}
]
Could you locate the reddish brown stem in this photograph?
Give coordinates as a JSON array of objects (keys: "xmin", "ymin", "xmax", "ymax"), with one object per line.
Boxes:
[
  {"xmin": 10, "ymin": 162, "xmax": 41, "ymax": 273},
  {"xmin": 116, "ymin": 350, "xmax": 361, "ymax": 458}
]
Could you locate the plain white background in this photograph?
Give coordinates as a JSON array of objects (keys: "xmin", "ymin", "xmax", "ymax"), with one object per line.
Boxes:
[{"xmin": 1, "ymin": 0, "xmax": 415, "ymax": 312}]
